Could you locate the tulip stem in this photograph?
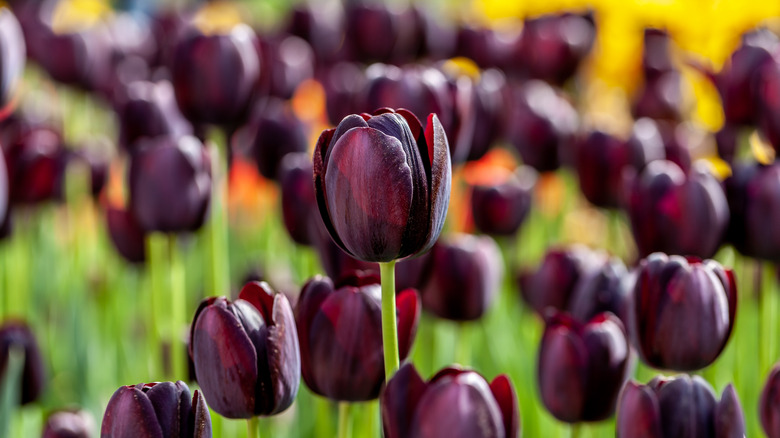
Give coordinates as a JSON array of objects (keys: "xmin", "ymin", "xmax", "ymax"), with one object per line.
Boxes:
[
  {"xmin": 147, "ymin": 233, "xmax": 168, "ymax": 377},
  {"xmin": 337, "ymin": 402, "xmax": 352, "ymax": 438},
  {"xmin": 380, "ymin": 261, "xmax": 400, "ymax": 380},
  {"xmin": 569, "ymin": 424, "xmax": 581, "ymax": 438},
  {"xmin": 762, "ymin": 261, "xmax": 776, "ymax": 375},
  {"xmin": 169, "ymin": 236, "xmax": 186, "ymax": 380},
  {"xmin": 455, "ymin": 323, "xmax": 471, "ymax": 365},
  {"xmin": 247, "ymin": 417, "xmax": 260, "ymax": 438},
  {"xmin": 207, "ymin": 139, "xmax": 230, "ymax": 296}
]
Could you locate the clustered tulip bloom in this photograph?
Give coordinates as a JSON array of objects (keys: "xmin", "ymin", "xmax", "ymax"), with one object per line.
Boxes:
[
  {"xmin": 0, "ymin": 320, "xmax": 46, "ymax": 405},
  {"xmin": 538, "ymin": 312, "xmax": 631, "ymax": 423},
  {"xmin": 382, "ymin": 363, "xmax": 519, "ymax": 438},
  {"xmin": 0, "ymin": 7, "xmax": 25, "ymax": 107},
  {"xmin": 617, "ymin": 375, "xmax": 745, "ymax": 437},
  {"xmin": 470, "ymin": 166, "xmax": 536, "ymax": 236},
  {"xmin": 313, "ymin": 108, "xmax": 451, "ymax": 263},
  {"xmin": 42, "ymin": 409, "xmax": 94, "ymax": 438},
  {"xmin": 101, "ymin": 380, "xmax": 211, "ymax": 438},
  {"xmin": 632, "ymin": 253, "xmax": 737, "ymax": 371},
  {"xmin": 189, "ymin": 281, "xmax": 300, "ymax": 419},
  {"xmin": 725, "ymin": 162, "xmax": 780, "ymax": 261},
  {"xmin": 761, "ymin": 363, "xmax": 780, "ymax": 437},
  {"xmin": 295, "ymin": 272, "xmax": 420, "ymax": 401}
]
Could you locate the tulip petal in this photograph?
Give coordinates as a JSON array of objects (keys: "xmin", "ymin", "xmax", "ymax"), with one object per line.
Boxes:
[
  {"xmin": 656, "ymin": 375, "xmax": 717, "ymax": 437},
  {"xmin": 490, "ymin": 375, "xmax": 520, "ymax": 438},
  {"xmin": 538, "ymin": 319, "xmax": 587, "ymax": 422},
  {"xmin": 295, "ymin": 276, "xmax": 335, "ymax": 396},
  {"xmin": 191, "ymin": 390, "xmax": 212, "ymax": 438},
  {"xmin": 715, "ymin": 384, "xmax": 746, "ymax": 438},
  {"xmin": 419, "ymin": 113, "xmax": 452, "ymax": 254},
  {"xmin": 262, "ymin": 293, "xmax": 300, "ymax": 414},
  {"xmin": 761, "ymin": 365, "xmax": 780, "ymax": 438},
  {"xmin": 238, "ymin": 281, "xmax": 276, "ymax": 320},
  {"xmin": 616, "ymin": 382, "xmax": 662, "ymax": 438},
  {"xmin": 396, "ymin": 288, "xmax": 421, "ymax": 360},
  {"xmin": 145, "ymin": 381, "xmax": 191, "ymax": 438},
  {"xmin": 100, "ymin": 386, "xmax": 164, "ymax": 438},
  {"xmin": 581, "ymin": 313, "xmax": 631, "ymax": 421},
  {"xmin": 382, "ymin": 363, "xmax": 429, "ymax": 438}
]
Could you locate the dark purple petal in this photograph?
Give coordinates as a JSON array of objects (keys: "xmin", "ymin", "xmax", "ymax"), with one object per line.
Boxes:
[
  {"xmin": 656, "ymin": 375, "xmax": 717, "ymax": 437},
  {"xmin": 191, "ymin": 390, "xmax": 212, "ymax": 438},
  {"xmin": 715, "ymin": 384, "xmax": 745, "ymax": 438},
  {"xmin": 396, "ymin": 288, "xmax": 420, "ymax": 360},
  {"xmin": 43, "ymin": 410, "xmax": 93, "ymax": 438},
  {"xmin": 144, "ymin": 381, "xmax": 191, "ymax": 438},
  {"xmin": 616, "ymin": 382, "xmax": 663, "ymax": 438},
  {"xmin": 419, "ymin": 113, "xmax": 452, "ymax": 254},
  {"xmin": 105, "ymin": 207, "xmax": 146, "ymax": 264},
  {"xmin": 100, "ymin": 386, "xmax": 164, "ymax": 438},
  {"xmin": 538, "ymin": 315, "xmax": 587, "ymax": 422},
  {"xmin": 490, "ymin": 375, "xmax": 520, "ymax": 438},
  {"xmin": 761, "ymin": 364, "xmax": 780, "ymax": 438},
  {"xmin": 382, "ymin": 363, "xmax": 429, "ymax": 438}
]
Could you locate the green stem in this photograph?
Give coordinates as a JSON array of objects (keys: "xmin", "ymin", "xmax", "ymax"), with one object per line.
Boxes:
[
  {"xmin": 147, "ymin": 233, "xmax": 168, "ymax": 377},
  {"xmin": 569, "ymin": 424, "xmax": 581, "ymax": 438},
  {"xmin": 337, "ymin": 402, "xmax": 352, "ymax": 438},
  {"xmin": 0, "ymin": 346, "xmax": 23, "ymax": 438},
  {"xmin": 763, "ymin": 262, "xmax": 776, "ymax": 374},
  {"xmin": 247, "ymin": 417, "xmax": 259, "ymax": 438},
  {"xmin": 207, "ymin": 135, "xmax": 231, "ymax": 296},
  {"xmin": 455, "ymin": 323, "xmax": 471, "ymax": 366},
  {"xmin": 379, "ymin": 261, "xmax": 400, "ymax": 381},
  {"xmin": 169, "ymin": 236, "xmax": 186, "ymax": 380}
]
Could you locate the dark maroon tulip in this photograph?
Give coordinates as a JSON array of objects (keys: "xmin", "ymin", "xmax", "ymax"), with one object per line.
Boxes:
[
  {"xmin": 715, "ymin": 124, "xmax": 739, "ymax": 163},
  {"xmin": 632, "ymin": 72, "xmax": 685, "ymax": 122},
  {"xmin": 58, "ymin": 146, "xmax": 109, "ymax": 199},
  {"xmin": 279, "ymin": 152, "xmax": 316, "ymax": 245},
  {"xmin": 538, "ymin": 312, "xmax": 631, "ymax": 422},
  {"xmin": 628, "ymin": 160, "xmax": 728, "ymax": 259},
  {"xmin": 725, "ymin": 162, "xmax": 780, "ymax": 260},
  {"xmin": 3, "ymin": 124, "xmax": 67, "ymax": 205},
  {"xmin": 641, "ymin": 28, "xmax": 675, "ymax": 81},
  {"xmin": 382, "ymin": 363, "xmax": 519, "ymax": 438},
  {"xmin": 256, "ymin": 35, "xmax": 314, "ymax": 100},
  {"xmin": 567, "ymin": 256, "xmax": 633, "ymax": 329},
  {"xmin": 43, "ymin": 409, "xmax": 94, "ymax": 438},
  {"xmin": 171, "ymin": 23, "xmax": 260, "ymax": 128},
  {"xmin": 128, "ymin": 135, "xmax": 211, "ymax": 233},
  {"xmin": 632, "ymin": 253, "xmax": 737, "ymax": 371},
  {"xmin": 463, "ymin": 69, "xmax": 508, "ymax": 162},
  {"xmin": 295, "ymin": 272, "xmax": 420, "ymax": 401},
  {"xmin": 149, "ymin": 9, "xmax": 191, "ymax": 69},
  {"xmin": 233, "ymin": 98, "xmax": 307, "ymax": 181},
  {"xmin": 505, "ymin": 80, "xmax": 578, "ymax": 172},
  {"xmin": 471, "ymin": 166, "xmax": 536, "ymax": 236},
  {"xmin": 655, "ymin": 120, "xmax": 693, "ymax": 172},
  {"xmin": 617, "ymin": 375, "xmax": 745, "ymax": 438},
  {"xmin": 518, "ymin": 246, "xmax": 603, "ymax": 317},
  {"xmin": 0, "ymin": 7, "xmax": 25, "ymax": 107},
  {"xmin": 115, "ymin": 80, "xmax": 192, "ymax": 152},
  {"xmin": 757, "ymin": 57, "xmax": 780, "ymax": 152},
  {"xmin": 313, "ymin": 108, "xmax": 452, "ymax": 263},
  {"xmin": 0, "ymin": 320, "xmax": 46, "ymax": 405},
  {"xmin": 344, "ymin": 2, "xmax": 418, "ymax": 64},
  {"xmin": 106, "ymin": 206, "xmax": 147, "ymax": 264},
  {"xmin": 412, "ymin": 6, "xmax": 456, "ymax": 62},
  {"xmin": 189, "ymin": 281, "xmax": 300, "ymax": 419},
  {"xmin": 285, "ymin": 0, "xmax": 345, "ymax": 64},
  {"xmin": 320, "ymin": 62, "xmax": 366, "ymax": 126},
  {"xmin": 101, "ymin": 380, "xmax": 211, "ymax": 438},
  {"xmin": 760, "ymin": 363, "xmax": 780, "ymax": 437},
  {"xmin": 454, "ymin": 26, "xmax": 507, "ymax": 70},
  {"xmin": 421, "ymin": 233, "xmax": 503, "ymax": 321}
]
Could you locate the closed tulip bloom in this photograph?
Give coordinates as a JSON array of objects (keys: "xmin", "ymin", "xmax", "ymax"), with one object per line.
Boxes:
[
  {"xmin": 189, "ymin": 281, "xmax": 300, "ymax": 419},
  {"xmin": 382, "ymin": 363, "xmax": 519, "ymax": 438},
  {"xmin": 101, "ymin": 380, "xmax": 211, "ymax": 438},
  {"xmin": 0, "ymin": 320, "xmax": 46, "ymax": 405},
  {"xmin": 128, "ymin": 135, "xmax": 211, "ymax": 233},
  {"xmin": 344, "ymin": 2, "xmax": 415, "ymax": 64},
  {"xmin": 631, "ymin": 72, "xmax": 685, "ymax": 122},
  {"xmin": 471, "ymin": 165, "xmax": 536, "ymax": 236},
  {"xmin": 0, "ymin": 7, "xmax": 25, "ymax": 107},
  {"xmin": 320, "ymin": 62, "xmax": 366, "ymax": 126},
  {"xmin": 4, "ymin": 125, "xmax": 67, "ymax": 205},
  {"xmin": 760, "ymin": 363, "xmax": 780, "ymax": 437},
  {"xmin": 463, "ymin": 69, "xmax": 508, "ymax": 162},
  {"xmin": 115, "ymin": 80, "xmax": 192, "ymax": 152},
  {"xmin": 256, "ymin": 35, "xmax": 314, "ymax": 100},
  {"xmin": 640, "ymin": 29, "xmax": 675, "ymax": 81},
  {"xmin": 171, "ymin": 23, "xmax": 260, "ymax": 128},
  {"xmin": 105, "ymin": 206, "xmax": 147, "ymax": 264},
  {"xmin": 43, "ymin": 409, "xmax": 94, "ymax": 438},
  {"xmin": 725, "ymin": 162, "xmax": 780, "ymax": 260},
  {"xmin": 421, "ymin": 233, "xmax": 503, "ymax": 321},
  {"xmin": 295, "ymin": 272, "xmax": 420, "ymax": 401},
  {"xmin": 628, "ymin": 160, "xmax": 728, "ymax": 259},
  {"xmin": 285, "ymin": 0, "xmax": 345, "ymax": 64},
  {"xmin": 313, "ymin": 108, "xmax": 451, "ymax": 263},
  {"xmin": 633, "ymin": 253, "xmax": 737, "ymax": 371},
  {"xmin": 278, "ymin": 153, "xmax": 316, "ymax": 245},
  {"xmin": 538, "ymin": 312, "xmax": 631, "ymax": 422},
  {"xmin": 568, "ymin": 256, "xmax": 632, "ymax": 328},
  {"xmin": 617, "ymin": 375, "xmax": 745, "ymax": 438}
]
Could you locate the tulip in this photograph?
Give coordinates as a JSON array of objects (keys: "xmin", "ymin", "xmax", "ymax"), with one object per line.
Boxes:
[
  {"xmin": 421, "ymin": 233, "xmax": 503, "ymax": 321},
  {"xmin": 640, "ymin": 28, "xmax": 675, "ymax": 81},
  {"xmin": 538, "ymin": 312, "xmax": 631, "ymax": 422},
  {"xmin": 617, "ymin": 375, "xmax": 745, "ymax": 437},
  {"xmin": 105, "ymin": 207, "xmax": 147, "ymax": 264},
  {"xmin": 344, "ymin": 2, "xmax": 417, "ymax": 64},
  {"xmin": 171, "ymin": 22, "xmax": 260, "ymax": 129},
  {"xmin": 632, "ymin": 253, "xmax": 736, "ymax": 371},
  {"xmin": 463, "ymin": 69, "xmax": 508, "ymax": 162},
  {"xmin": 632, "ymin": 72, "xmax": 685, "ymax": 122},
  {"xmin": 42, "ymin": 409, "xmax": 94, "ymax": 438},
  {"xmin": 233, "ymin": 98, "xmax": 308, "ymax": 181},
  {"xmin": 454, "ymin": 26, "xmax": 505, "ymax": 70},
  {"xmin": 256, "ymin": 35, "xmax": 314, "ymax": 100},
  {"xmin": 724, "ymin": 162, "xmax": 780, "ymax": 260},
  {"xmin": 382, "ymin": 363, "xmax": 519, "ymax": 438},
  {"xmin": 285, "ymin": 0, "xmax": 345, "ymax": 64},
  {"xmin": 189, "ymin": 281, "xmax": 300, "ymax": 419},
  {"xmin": 295, "ymin": 272, "xmax": 420, "ymax": 401},
  {"xmin": 757, "ymin": 57, "xmax": 780, "ymax": 153},
  {"xmin": 101, "ymin": 380, "xmax": 211, "ymax": 438},
  {"xmin": 4, "ymin": 124, "xmax": 67, "ymax": 205},
  {"xmin": 655, "ymin": 121, "xmax": 693, "ymax": 172},
  {"xmin": 0, "ymin": 320, "xmax": 46, "ymax": 405},
  {"xmin": 320, "ymin": 62, "xmax": 366, "ymax": 126},
  {"xmin": 627, "ymin": 160, "xmax": 728, "ymax": 259},
  {"xmin": 505, "ymin": 80, "xmax": 578, "ymax": 172},
  {"xmin": 470, "ymin": 166, "xmax": 536, "ymax": 236},
  {"xmin": 568, "ymin": 256, "xmax": 633, "ymax": 330},
  {"xmin": 278, "ymin": 152, "xmax": 317, "ymax": 246},
  {"xmin": 115, "ymin": 80, "xmax": 193, "ymax": 152},
  {"xmin": 715, "ymin": 124, "xmax": 739, "ymax": 163},
  {"xmin": 128, "ymin": 135, "xmax": 211, "ymax": 233},
  {"xmin": 0, "ymin": 7, "xmax": 25, "ymax": 107},
  {"xmin": 760, "ymin": 363, "xmax": 780, "ymax": 437}
]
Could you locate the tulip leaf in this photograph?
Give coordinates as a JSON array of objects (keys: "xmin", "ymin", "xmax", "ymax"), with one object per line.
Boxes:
[{"xmin": 0, "ymin": 346, "xmax": 24, "ymax": 438}]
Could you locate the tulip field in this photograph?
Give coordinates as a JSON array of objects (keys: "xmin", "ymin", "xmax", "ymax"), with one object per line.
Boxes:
[{"xmin": 4, "ymin": 0, "xmax": 780, "ymax": 437}]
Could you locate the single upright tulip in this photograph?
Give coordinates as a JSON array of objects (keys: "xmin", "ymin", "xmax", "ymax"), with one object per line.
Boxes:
[
  {"xmin": 320, "ymin": 62, "xmax": 366, "ymax": 126},
  {"xmin": 295, "ymin": 272, "xmax": 420, "ymax": 401},
  {"xmin": 105, "ymin": 206, "xmax": 147, "ymax": 264},
  {"xmin": 285, "ymin": 0, "xmax": 345, "ymax": 64},
  {"xmin": 171, "ymin": 22, "xmax": 260, "ymax": 128},
  {"xmin": 538, "ymin": 312, "xmax": 631, "ymax": 422},
  {"xmin": 760, "ymin": 363, "xmax": 780, "ymax": 437},
  {"xmin": 568, "ymin": 256, "xmax": 632, "ymax": 328},
  {"xmin": 632, "ymin": 71, "xmax": 685, "ymax": 122},
  {"xmin": 101, "ymin": 380, "xmax": 211, "ymax": 438},
  {"xmin": 627, "ymin": 160, "xmax": 728, "ymax": 259},
  {"xmin": 3, "ymin": 124, "xmax": 67, "ymax": 205},
  {"xmin": 382, "ymin": 363, "xmax": 519, "ymax": 438},
  {"xmin": 421, "ymin": 233, "xmax": 503, "ymax": 321},
  {"xmin": 128, "ymin": 135, "xmax": 211, "ymax": 233},
  {"xmin": 43, "ymin": 409, "xmax": 94, "ymax": 438},
  {"xmin": 617, "ymin": 375, "xmax": 745, "ymax": 437},
  {"xmin": 278, "ymin": 152, "xmax": 317, "ymax": 246},
  {"xmin": 633, "ymin": 253, "xmax": 736, "ymax": 371},
  {"xmin": 189, "ymin": 281, "xmax": 300, "ymax": 419},
  {"xmin": 462, "ymin": 69, "xmax": 508, "ymax": 162},
  {"xmin": 313, "ymin": 107, "xmax": 451, "ymax": 263},
  {"xmin": 0, "ymin": 320, "xmax": 46, "ymax": 405},
  {"xmin": 0, "ymin": 7, "xmax": 25, "ymax": 107},
  {"xmin": 471, "ymin": 165, "xmax": 536, "ymax": 236},
  {"xmin": 256, "ymin": 35, "xmax": 314, "ymax": 100},
  {"xmin": 640, "ymin": 28, "xmax": 675, "ymax": 81},
  {"xmin": 725, "ymin": 162, "xmax": 780, "ymax": 260},
  {"xmin": 344, "ymin": 1, "xmax": 418, "ymax": 64}
]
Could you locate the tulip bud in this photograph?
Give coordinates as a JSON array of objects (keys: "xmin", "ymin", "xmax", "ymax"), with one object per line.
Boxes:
[
  {"xmin": 105, "ymin": 207, "xmax": 147, "ymax": 264},
  {"xmin": 0, "ymin": 7, "xmax": 25, "ymax": 107},
  {"xmin": 760, "ymin": 363, "xmax": 780, "ymax": 437},
  {"xmin": 628, "ymin": 160, "xmax": 728, "ymax": 259},
  {"xmin": 538, "ymin": 312, "xmax": 631, "ymax": 423},
  {"xmin": 101, "ymin": 380, "xmax": 211, "ymax": 438},
  {"xmin": 421, "ymin": 233, "xmax": 503, "ymax": 321},
  {"xmin": 617, "ymin": 375, "xmax": 745, "ymax": 437},
  {"xmin": 0, "ymin": 320, "xmax": 46, "ymax": 405},
  {"xmin": 725, "ymin": 162, "xmax": 780, "ymax": 260},
  {"xmin": 43, "ymin": 409, "xmax": 94, "ymax": 438},
  {"xmin": 313, "ymin": 108, "xmax": 451, "ymax": 263},
  {"xmin": 189, "ymin": 281, "xmax": 300, "ymax": 418},
  {"xmin": 382, "ymin": 363, "xmax": 519, "ymax": 438},
  {"xmin": 633, "ymin": 253, "xmax": 737, "ymax": 371},
  {"xmin": 471, "ymin": 165, "xmax": 536, "ymax": 236},
  {"xmin": 295, "ymin": 272, "xmax": 420, "ymax": 401},
  {"xmin": 128, "ymin": 135, "xmax": 211, "ymax": 233}
]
